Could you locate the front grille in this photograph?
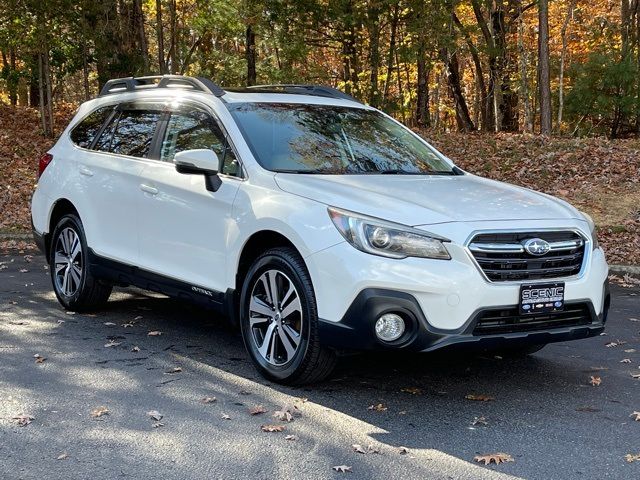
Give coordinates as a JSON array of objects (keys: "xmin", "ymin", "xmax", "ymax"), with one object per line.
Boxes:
[
  {"xmin": 468, "ymin": 231, "xmax": 586, "ymax": 282},
  {"xmin": 473, "ymin": 303, "xmax": 592, "ymax": 335}
]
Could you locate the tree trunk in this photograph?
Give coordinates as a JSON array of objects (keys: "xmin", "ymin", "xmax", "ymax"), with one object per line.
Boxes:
[
  {"xmin": 416, "ymin": 42, "xmax": 430, "ymax": 127},
  {"xmin": 382, "ymin": 2, "xmax": 400, "ymax": 106},
  {"xmin": 517, "ymin": 0, "xmax": 533, "ymax": 133},
  {"xmin": 168, "ymin": 0, "xmax": 178, "ymax": 74},
  {"xmin": 452, "ymin": 11, "xmax": 489, "ymax": 130},
  {"xmin": 245, "ymin": 25, "xmax": 257, "ymax": 86},
  {"xmin": 134, "ymin": 0, "xmax": 150, "ymax": 74},
  {"xmin": 538, "ymin": 0, "xmax": 552, "ymax": 135},
  {"xmin": 441, "ymin": 48, "xmax": 475, "ymax": 132},
  {"xmin": 367, "ymin": 5, "xmax": 381, "ymax": 107},
  {"xmin": 156, "ymin": 0, "xmax": 166, "ymax": 73},
  {"xmin": 557, "ymin": 0, "xmax": 577, "ymax": 132}
]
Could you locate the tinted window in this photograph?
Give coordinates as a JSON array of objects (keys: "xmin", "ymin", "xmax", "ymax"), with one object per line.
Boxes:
[
  {"xmin": 228, "ymin": 103, "xmax": 453, "ymax": 174},
  {"xmin": 93, "ymin": 112, "xmax": 119, "ymax": 152},
  {"xmin": 70, "ymin": 107, "xmax": 112, "ymax": 148},
  {"xmin": 161, "ymin": 110, "xmax": 240, "ymax": 176},
  {"xmin": 108, "ymin": 110, "xmax": 161, "ymax": 158}
]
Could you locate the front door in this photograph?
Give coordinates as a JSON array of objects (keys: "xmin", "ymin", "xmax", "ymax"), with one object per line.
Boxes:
[{"xmin": 137, "ymin": 105, "xmax": 241, "ymax": 295}]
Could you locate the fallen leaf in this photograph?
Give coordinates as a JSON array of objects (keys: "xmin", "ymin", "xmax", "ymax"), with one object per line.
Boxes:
[
  {"xmin": 605, "ymin": 342, "xmax": 618, "ymax": 348},
  {"xmin": 621, "ymin": 359, "xmax": 632, "ymax": 363},
  {"xmin": 626, "ymin": 453, "xmax": 640, "ymax": 463},
  {"xmin": 472, "ymin": 416, "xmax": 488, "ymax": 426},
  {"xmin": 221, "ymin": 413, "xmax": 231, "ymax": 420},
  {"xmin": 134, "ymin": 316, "xmax": 144, "ymax": 320},
  {"xmin": 103, "ymin": 322, "xmax": 116, "ymax": 326},
  {"xmin": 366, "ymin": 445, "xmax": 381, "ymax": 454},
  {"xmin": 465, "ymin": 394, "xmax": 495, "ymax": 402},
  {"xmin": 122, "ymin": 322, "xmax": 135, "ymax": 328},
  {"xmin": 367, "ymin": 403, "xmax": 387, "ymax": 412},
  {"xmin": 12, "ymin": 415, "xmax": 34, "ymax": 426},
  {"xmin": 249, "ymin": 405, "xmax": 267, "ymax": 415},
  {"xmin": 332, "ymin": 465, "xmax": 352, "ymax": 473},
  {"xmin": 19, "ymin": 268, "xmax": 28, "ymax": 273},
  {"xmin": 624, "ymin": 349, "xmax": 637, "ymax": 353},
  {"xmin": 104, "ymin": 340, "xmax": 121, "ymax": 348},
  {"xmin": 131, "ymin": 346, "xmax": 140, "ymax": 352},
  {"xmin": 165, "ymin": 367, "xmax": 182, "ymax": 374},
  {"xmin": 629, "ymin": 411, "xmax": 640, "ymax": 421},
  {"xmin": 474, "ymin": 452, "xmax": 514, "ymax": 465},
  {"xmin": 398, "ymin": 446, "xmax": 410, "ymax": 455},
  {"xmin": 400, "ymin": 387, "xmax": 422, "ymax": 395},
  {"xmin": 56, "ymin": 453, "xmax": 68, "ymax": 460},
  {"xmin": 576, "ymin": 406, "xmax": 601, "ymax": 413},
  {"xmin": 629, "ymin": 318, "xmax": 640, "ymax": 322},
  {"xmin": 147, "ymin": 410, "xmax": 163, "ymax": 421},
  {"xmin": 261, "ymin": 424, "xmax": 285, "ymax": 432},
  {"xmin": 201, "ymin": 397, "xmax": 217, "ymax": 404},
  {"xmin": 147, "ymin": 331, "xmax": 162, "ymax": 336},
  {"xmin": 285, "ymin": 434, "xmax": 298, "ymax": 441},
  {"xmin": 632, "ymin": 373, "xmax": 640, "ymax": 379},
  {"xmin": 352, "ymin": 444, "xmax": 367, "ymax": 454},
  {"xmin": 91, "ymin": 406, "xmax": 109, "ymax": 418},
  {"xmin": 152, "ymin": 422, "xmax": 164, "ymax": 428},
  {"xmin": 33, "ymin": 354, "xmax": 46, "ymax": 364},
  {"xmin": 590, "ymin": 376, "xmax": 602, "ymax": 386},
  {"xmin": 273, "ymin": 410, "xmax": 293, "ymax": 422}
]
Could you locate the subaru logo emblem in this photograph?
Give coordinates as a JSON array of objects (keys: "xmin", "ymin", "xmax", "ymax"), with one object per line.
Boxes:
[{"xmin": 523, "ymin": 238, "xmax": 551, "ymax": 256}]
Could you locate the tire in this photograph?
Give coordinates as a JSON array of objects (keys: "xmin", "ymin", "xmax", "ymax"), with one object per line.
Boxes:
[
  {"xmin": 49, "ymin": 214, "xmax": 112, "ymax": 312},
  {"xmin": 239, "ymin": 247, "xmax": 337, "ymax": 385},
  {"xmin": 494, "ymin": 343, "xmax": 547, "ymax": 358}
]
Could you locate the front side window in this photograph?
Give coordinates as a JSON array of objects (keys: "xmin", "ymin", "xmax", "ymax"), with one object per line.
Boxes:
[
  {"xmin": 94, "ymin": 109, "xmax": 161, "ymax": 158},
  {"xmin": 228, "ymin": 103, "xmax": 454, "ymax": 175},
  {"xmin": 161, "ymin": 110, "xmax": 240, "ymax": 176},
  {"xmin": 70, "ymin": 106, "xmax": 113, "ymax": 148}
]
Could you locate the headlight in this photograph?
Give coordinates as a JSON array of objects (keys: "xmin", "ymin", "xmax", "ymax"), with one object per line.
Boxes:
[
  {"xmin": 580, "ymin": 210, "xmax": 599, "ymax": 250},
  {"xmin": 328, "ymin": 207, "xmax": 451, "ymax": 260}
]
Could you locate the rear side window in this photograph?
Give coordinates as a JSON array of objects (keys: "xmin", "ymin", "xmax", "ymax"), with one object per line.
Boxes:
[
  {"xmin": 95, "ymin": 110, "xmax": 161, "ymax": 158},
  {"xmin": 69, "ymin": 107, "xmax": 112, "ymax": 148}
]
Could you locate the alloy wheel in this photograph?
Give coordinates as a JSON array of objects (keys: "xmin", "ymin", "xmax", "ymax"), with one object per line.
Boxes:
[
  {"xmin": 54, "ymin": 227, "xmax": 83, "ymax": 297},
  {"xmin": 249, "ymin": 269, "xmax": 303, "ymax": 366}
]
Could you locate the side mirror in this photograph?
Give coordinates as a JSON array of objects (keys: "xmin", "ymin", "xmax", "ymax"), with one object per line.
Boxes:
[{"xmin": 174, "ymin": 149, "xmax": 222, "ymax": 192}]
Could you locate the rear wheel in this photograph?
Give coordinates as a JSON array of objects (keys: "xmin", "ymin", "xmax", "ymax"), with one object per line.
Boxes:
[
  {"xmin": 49, "ymin": 214, "xmax": 112, "ymax": 312},
  {"xmin": 239, "ymin": 247, "xmax": 337, "ymax": 384}
]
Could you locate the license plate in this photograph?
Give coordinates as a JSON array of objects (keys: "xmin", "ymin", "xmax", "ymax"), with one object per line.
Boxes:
[{"xmin": 519, "ymin": 282, "xmax": 565, "ymax": 315}]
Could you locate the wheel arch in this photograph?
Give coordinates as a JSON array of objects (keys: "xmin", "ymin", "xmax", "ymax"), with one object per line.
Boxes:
[
  {"xmin": 230, "ymin": 230, "xmax": 308, "ymax": 325},
  {"xmin": 45, "ymin": 198, "xmax": 80, "ymax": 259}
]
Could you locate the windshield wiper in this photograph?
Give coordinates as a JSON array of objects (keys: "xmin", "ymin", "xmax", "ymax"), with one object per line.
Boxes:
[{"xmin": 377, "ymin": 169, "xmax": 455, "ymax": 175}]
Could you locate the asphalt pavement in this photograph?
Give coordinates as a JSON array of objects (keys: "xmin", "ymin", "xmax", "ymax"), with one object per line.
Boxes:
[{"xmin": 1, "ymin": 253, "xmax": 639, "ymax": 480}]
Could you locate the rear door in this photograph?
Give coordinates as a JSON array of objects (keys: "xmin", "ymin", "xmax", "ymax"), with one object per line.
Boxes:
[
  {"xmin": 77, "ymin": 103, "xmax": 162, "ymax": 265},
  {"xmin": 136, "ymin": 103, "xmax": 242, "ymax": 294}
]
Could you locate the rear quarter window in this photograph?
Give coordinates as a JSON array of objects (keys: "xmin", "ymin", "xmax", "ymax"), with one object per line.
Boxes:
[{"xmin": 69, "ymin": 106, "xmax": 113, "ymax": 149}]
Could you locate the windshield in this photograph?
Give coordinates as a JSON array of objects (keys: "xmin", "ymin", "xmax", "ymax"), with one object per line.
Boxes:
[{"xmin": 227, "ymin": 103, "xmax": 455, "ymax": 174}]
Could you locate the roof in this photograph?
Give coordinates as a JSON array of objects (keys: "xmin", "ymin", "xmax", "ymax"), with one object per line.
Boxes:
[{"xmin": 98, "ymin": 75, "xmax": 365, "ymax": 108}]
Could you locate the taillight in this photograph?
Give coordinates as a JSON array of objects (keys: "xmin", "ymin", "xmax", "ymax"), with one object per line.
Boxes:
[{"xmin": 38, "ymin": 153, "xmax": 53, "ymax": 179}]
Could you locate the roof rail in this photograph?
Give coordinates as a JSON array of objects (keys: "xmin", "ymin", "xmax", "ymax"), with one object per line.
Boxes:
[
  {"xmin": 98, "ymin": 75, "xmax": 226, "ymax": 98},
  {"xmin": 246, "ymin": 84, "xmax": 360, "ymax": 103}
]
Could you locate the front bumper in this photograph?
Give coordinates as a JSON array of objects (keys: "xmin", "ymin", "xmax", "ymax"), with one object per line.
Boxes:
[{"xmin": 318, "ymin": 284, "xmax": 610, "ymax": 352}]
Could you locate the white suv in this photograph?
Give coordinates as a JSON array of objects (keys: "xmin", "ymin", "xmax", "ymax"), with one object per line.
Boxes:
[{"xmin": 31, "ymin": 75, "xmax": 610, "ymax": 384}]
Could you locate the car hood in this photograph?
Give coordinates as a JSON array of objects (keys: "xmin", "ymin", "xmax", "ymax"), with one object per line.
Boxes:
[{"xmin": 274, "ymin": 173, "xmax": 581, "ymax": 226}]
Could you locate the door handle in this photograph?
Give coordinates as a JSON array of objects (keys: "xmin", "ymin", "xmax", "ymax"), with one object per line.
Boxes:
[
  {"xmin": 140, "ymin": 184, "xmax": 159, "ymax": 195},
  {"xmin": 79, "ymin": 166, "xmax": 94, "ymax": 177}
]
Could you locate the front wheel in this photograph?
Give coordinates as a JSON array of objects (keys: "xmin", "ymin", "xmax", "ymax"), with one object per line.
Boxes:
[
  {"xmin": 239, "ymin": 247, "xmax": 337, "ymax": 385},
  {"xmin": 49, "ymin": 214, "xmax": 112, "ymax": 312}
]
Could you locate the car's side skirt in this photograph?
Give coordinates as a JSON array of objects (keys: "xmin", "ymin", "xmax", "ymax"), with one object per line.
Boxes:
[{"xmin": 87, "ymin": 248, "xmax": 235, "ymax": 317}]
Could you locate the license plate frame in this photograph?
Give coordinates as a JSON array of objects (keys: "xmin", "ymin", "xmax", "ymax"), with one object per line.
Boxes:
[{"xmin": 519, "ymin": 282, "xmax": 565, "ymax": 315}]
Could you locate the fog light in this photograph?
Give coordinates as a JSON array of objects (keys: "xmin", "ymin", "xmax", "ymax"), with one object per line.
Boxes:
[{"xmin": 375, "ymin": 313, "xmax": 405, "ymax": 342}]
